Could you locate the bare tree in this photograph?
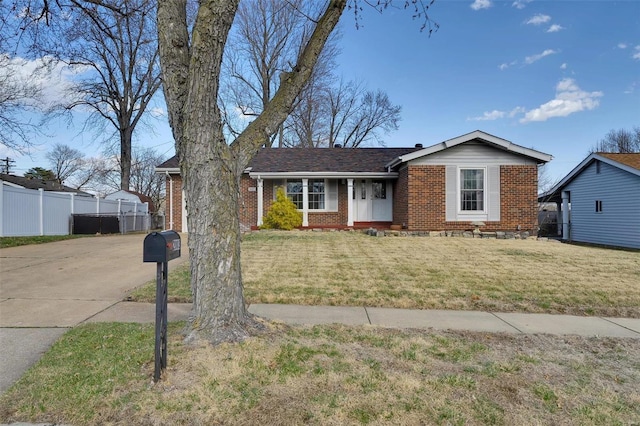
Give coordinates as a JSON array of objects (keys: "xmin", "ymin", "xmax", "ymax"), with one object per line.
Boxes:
[
  {"xmin": 220, "ymin": 0, "xmax": 339, "ymax": 145},
  {"xmin": 591, "ymin": 127, "xmax": 640, "ymax": 153},
  {"xmin": 0, "ymin": 54, "xmax": 43, "ymax": 152},
  {"xmin": 129, "ymin": 146, "xmax": 165, "ymax": 213},
  {"xmin": 22, "ymin": 0, "xmax": 162, "ymax": 190},
  {"xmin": 46, "ymin": 143, "xmax": 84, "ymax": 184}
]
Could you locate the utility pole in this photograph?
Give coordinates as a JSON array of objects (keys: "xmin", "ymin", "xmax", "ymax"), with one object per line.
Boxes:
[{"xmin": 0, "ymin": 157, "xmax": 15, "ymax": 174}]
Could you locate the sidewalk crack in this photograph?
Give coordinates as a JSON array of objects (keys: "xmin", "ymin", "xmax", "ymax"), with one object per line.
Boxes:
[
  {"xmin": 363, "ymin": 306, "xmax": 372, "ymax": 325},
  {"xmin": 490, "ymin": 312, "xmax": 524, "ymax": 334}
]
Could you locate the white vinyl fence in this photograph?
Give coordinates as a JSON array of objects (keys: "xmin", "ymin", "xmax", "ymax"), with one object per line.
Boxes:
[{"xmin": 0, "ymin": 183, "xmax": 150, "ymax": 237}]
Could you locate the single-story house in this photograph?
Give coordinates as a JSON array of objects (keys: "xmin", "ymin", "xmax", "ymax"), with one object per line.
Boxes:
[
  {"xmin": 538, "ymin": 152, "xmax": 640, "ymax": 249},
  {"xmin": 157, "ymin": 130, "xmax": 552, "ymax": 234}
]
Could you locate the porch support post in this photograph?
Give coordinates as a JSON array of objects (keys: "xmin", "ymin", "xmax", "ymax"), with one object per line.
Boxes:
[
  {"xmin": 555, "ymin": 201, "xmax": 562, "ymax": 237},
  {"xmin": 302, "ymin": 178, "xmax": 309, "ymax": 227},
  {"xmin": 256, "ymin": 178, "xmax": 264, "ymax": 227},
  {"xmin": 347, "ymin": 178, "xmax": 354, "ymax": 227},
  {"xmin": 561, "ymin": 191, "xmax": 570, "ymax": 240}
]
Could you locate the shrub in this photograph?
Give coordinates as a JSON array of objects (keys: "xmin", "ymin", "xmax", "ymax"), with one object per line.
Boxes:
[{"xmin": 261, "ymin": 187, "xmax": 303, "ymax": 230}]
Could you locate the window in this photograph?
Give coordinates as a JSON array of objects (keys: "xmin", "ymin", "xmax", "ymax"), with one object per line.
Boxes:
[
  {"xmin": 596, "ymin": 160, "xmax": 601, "ymax": 174},
  {"xmin": 308, "ymin": 179, "xmax": 325, "ymax": 210},
  {"xmin": 595, "ymin": 200, "xmax": 603, "ymax": 213},
  {"xmin": 460, "ymin": 169, "xmax": 484, "ymax": 211},
  {"xmin": 285, "ymin": 179, "xmax": 326, "ymax": 210},
  {"xmin": 286, "ymin": 180, "xmax": 303, "ymax": 209},
  {"xmin": 372, "ymin": 180, "xmax": 386, "ymax": 199}
]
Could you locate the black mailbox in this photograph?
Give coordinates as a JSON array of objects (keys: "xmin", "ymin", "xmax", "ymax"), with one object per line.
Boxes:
[{"xmin": 143, "ymin": 230, "xmax": 181, "ymax": 263}]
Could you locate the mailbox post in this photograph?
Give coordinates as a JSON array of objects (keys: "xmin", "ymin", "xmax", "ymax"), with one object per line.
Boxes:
[{"xmin": 143, "ymin": 230, "xmax": 181, "ymax": 382}]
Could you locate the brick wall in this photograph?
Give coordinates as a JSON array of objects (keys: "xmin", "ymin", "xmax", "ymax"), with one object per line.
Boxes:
[
  {"xmin": 498, "ymin": 165, "xmax": 538, "ymax": 233},
  {"xmin": 165, "ymin": 174, "xmax": 183, "ymax": 232},
  {"xmin": 392, "ymin": 168, "xmax": 409, "ymax": 227},
  {"xmin": 407, "ymin": 165, "xmax": 446, "ymax": 230},
  {"xmin": 397, "ymin": 164, "xmax": 538, "ymax": 233},
  {"xmin": 239, "ymin": 174, "xmax": 258, "ymax": 231}
]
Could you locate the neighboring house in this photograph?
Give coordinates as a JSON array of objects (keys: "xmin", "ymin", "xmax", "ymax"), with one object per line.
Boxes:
[
  {"xmin": 105, "ymin": 189, "xmax": 154, "ymax": 213},
  {"xmin": 0, "ymin": 173, "xmax": 93, "ymax": 196},
  {"xmin": 538, "ymin": 152, "xmax": 640, "ymax": 249},
  {"xmin": 157, "ymin": 130, "xmax": 551, "ymax": 234}
]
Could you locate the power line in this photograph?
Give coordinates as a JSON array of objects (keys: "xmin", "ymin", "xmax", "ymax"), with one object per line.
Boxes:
[{"xmin": 1, "ymin": 157, "xmax": 16, "ymax": 174}]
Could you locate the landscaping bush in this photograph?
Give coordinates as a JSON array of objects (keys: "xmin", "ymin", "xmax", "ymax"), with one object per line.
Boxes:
[{"xmin": 261, "ymin": 188, "xmax": 303, "ymax": 230}]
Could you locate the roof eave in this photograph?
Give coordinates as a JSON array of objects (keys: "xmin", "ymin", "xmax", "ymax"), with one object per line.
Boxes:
[{"xmin": 249, "ymin": 171, "xmax": 398, "ymax": 179}]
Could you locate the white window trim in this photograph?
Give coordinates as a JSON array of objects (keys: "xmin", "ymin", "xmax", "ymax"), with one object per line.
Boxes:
[
  {"xmin": 457, "ymin": 166, "xmax": 487, "ymax": 216},
  {"xmin": 284, "ymin": 178, "xmax": 337, "ymax": 212}
]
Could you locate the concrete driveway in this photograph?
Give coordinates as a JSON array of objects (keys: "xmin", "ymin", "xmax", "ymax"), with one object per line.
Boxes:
[{"xmin": 0, "ymin": 233, "xmax": 188, "ymax": 392}]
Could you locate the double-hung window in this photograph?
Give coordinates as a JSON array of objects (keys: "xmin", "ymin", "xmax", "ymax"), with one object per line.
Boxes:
[
  {"xmin": 308, "ymin": 179, "xmax": 325, "ymax": 210},
  {"xmin": 460, "ymin": 169, "xmax": 484, "ymax": 211},
  {"xmin": 286, "ymin": 180, "xmax": 303, "ymax": 209}
]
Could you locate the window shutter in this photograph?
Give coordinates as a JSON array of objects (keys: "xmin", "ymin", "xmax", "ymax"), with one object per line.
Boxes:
[
  {"xmin": 327, "ymin": 179, "xmax": 338, "ymax": 211},
  {"xmin": 488, "ymin": 166, "xmax": 500, "ymax": 221},
  {"xmin": 446, "ymin": 166, "xmax": 457, "ymax": 221}
]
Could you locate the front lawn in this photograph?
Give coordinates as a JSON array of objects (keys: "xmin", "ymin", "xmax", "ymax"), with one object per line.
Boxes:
[
  {"xmin": 1, "ymin": 322, "xmax": 638, "ymax": 425},
  {"xmin": 128, "ymin": 231, "xmax": 640, "ymax": 318}
]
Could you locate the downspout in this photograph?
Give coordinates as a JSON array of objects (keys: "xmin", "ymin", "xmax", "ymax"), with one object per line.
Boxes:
[{"xmin": 166, "ymin": 171, "xmax": 174, "ymax": 230}]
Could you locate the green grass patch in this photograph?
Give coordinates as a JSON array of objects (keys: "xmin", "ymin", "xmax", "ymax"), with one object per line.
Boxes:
[
  {"xmin": 127, "ymin": 262, "xmax": 192, "ymax": 303},
  {"xmin": 0, "ymin": 234, "xmax": 89, "ymax": 248},
  {"xmin": 1, "ymin": 324, "xmax": 639, "ymax": 425}
]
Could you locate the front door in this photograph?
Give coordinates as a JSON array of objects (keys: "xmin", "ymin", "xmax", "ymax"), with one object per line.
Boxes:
[
  {"xmin": 354, "ymin": 179, "xmax": 393, "ymax": 222},
  {"xmin": 354, "ymin": 179, "xmax": 371, "ymax": 221}
]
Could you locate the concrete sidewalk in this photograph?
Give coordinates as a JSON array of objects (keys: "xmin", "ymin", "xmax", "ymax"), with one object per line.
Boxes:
[{"xmin": 90, "ymin": 302, "xmax": 640, "ymax": 338}]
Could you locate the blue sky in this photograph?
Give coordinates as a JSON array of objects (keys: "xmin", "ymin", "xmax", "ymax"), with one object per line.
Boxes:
[{"xmin": 4, "ymin": 0, "xmax": 639, "ymax": 185}]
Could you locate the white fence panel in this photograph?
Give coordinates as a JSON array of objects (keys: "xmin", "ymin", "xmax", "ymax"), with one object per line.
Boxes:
[
  {"xmin": 1, "ymin": 186, "xmax": 41, "ymax": 236},
  {"xmin": 43, "ymin": 192, "xmax": 72, "ymax": 235},
  {"xmin": 74, "ymin": 196, "xmax": 97, "ymax": 214},
  {"xmin": 1, "ymin": 183, "xmax": 151, "ymax": 236}
]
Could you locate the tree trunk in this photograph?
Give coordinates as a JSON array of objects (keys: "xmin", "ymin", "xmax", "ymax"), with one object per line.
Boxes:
[
  {"xmin": 120, "ymin": 128, "xmax": 132, "ymax": 190},
  {"xmin": 158, "ymin": 0, "xmax": 346, "ymax": 345}
]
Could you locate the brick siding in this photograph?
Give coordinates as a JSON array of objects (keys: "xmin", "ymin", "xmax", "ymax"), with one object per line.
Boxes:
[
  {"xmin": 165, "ymin": 174, "xmax": 183, "ymax": 232},
  {"xmin": 169, "ymin": 165, "xmax": 539, "ymax": 234}
]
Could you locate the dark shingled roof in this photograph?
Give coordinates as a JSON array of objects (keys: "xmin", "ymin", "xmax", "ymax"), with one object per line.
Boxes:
[
  {"xmin": 157, "ymin": 147, "xmax": 420, "ymax": 173},
  {"xmin": 1, "ymin": 173, "xmax": 93, "ymax": 196}
]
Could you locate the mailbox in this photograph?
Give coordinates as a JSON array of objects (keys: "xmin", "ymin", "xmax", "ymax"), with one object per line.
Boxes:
[{"xmin": 143, "ymin": 230, "xmax": 181, "ymax": 263}]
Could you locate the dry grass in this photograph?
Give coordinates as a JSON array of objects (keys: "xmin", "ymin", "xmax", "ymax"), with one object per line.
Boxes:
[
  {"xmin": 242, "ymin": 231, "xmax": 640, "ymax": 317},
  {"xmin": 2, "ymin": 322, "xmax": 638, "ymax": 425}
]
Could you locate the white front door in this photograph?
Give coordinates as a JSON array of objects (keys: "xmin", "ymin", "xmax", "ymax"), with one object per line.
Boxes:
[
  {"xmin": 354, "ymin": 179, "xmax": 371, "ymax": 221},
  {"xmin": 354, "ymin": 179, "xmax": 393, "ymax": 222}
]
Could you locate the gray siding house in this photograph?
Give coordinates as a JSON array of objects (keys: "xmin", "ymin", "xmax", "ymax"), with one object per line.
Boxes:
[{"xmin": 539, "ymin": 153, "xmax": 640, "ymax": 249}]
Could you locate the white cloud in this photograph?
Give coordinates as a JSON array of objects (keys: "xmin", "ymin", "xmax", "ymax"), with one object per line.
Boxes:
[
  {"xmin": 617, "ymin": 43, "xmax": 628, "ymax": 49},
  {"xmin": 0, "ymin": 55, "xmax": 90, "ymax": 110},
  {"xmin": 526, "ymin": 14, "xmax": 551, "ymax": 25},
  {"xmin": 560, "ymin": 63, "xmax": 567, "ymax": 69},
  {"xmin": 520, "ymin": 78, "xmax": 603, "ymax": 123},
  {"xmin": 470, "ymin": 0, "xmax": 492, "ymax": 11},
  {"xmin": 468, "ymin": 106, "xmax": 526, "ymax": 122},
  {"xmin": 512, "ymin": 0, "xmax": 532, "ymax": 9},
  {"xmin": 498, "ymin": 63, "xmax": 509, "ymax": 71},
  {"xmin": 469, "ymin": 110, "xmax": 505, "ymax": 121},
  {"xmin": 547, "ymin": 24, "xmax": 564, "ymax": 33},
  {"xmin": 508, "ymin": 106, "xmax": 526, "ymax": 117},
  {"xmin": 524, "ymin": 49, "xmax": 558, "ymax": 64},
  {"xmin": 633, "ymin": 45, "xmax": 640, "ymax": 60}
]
